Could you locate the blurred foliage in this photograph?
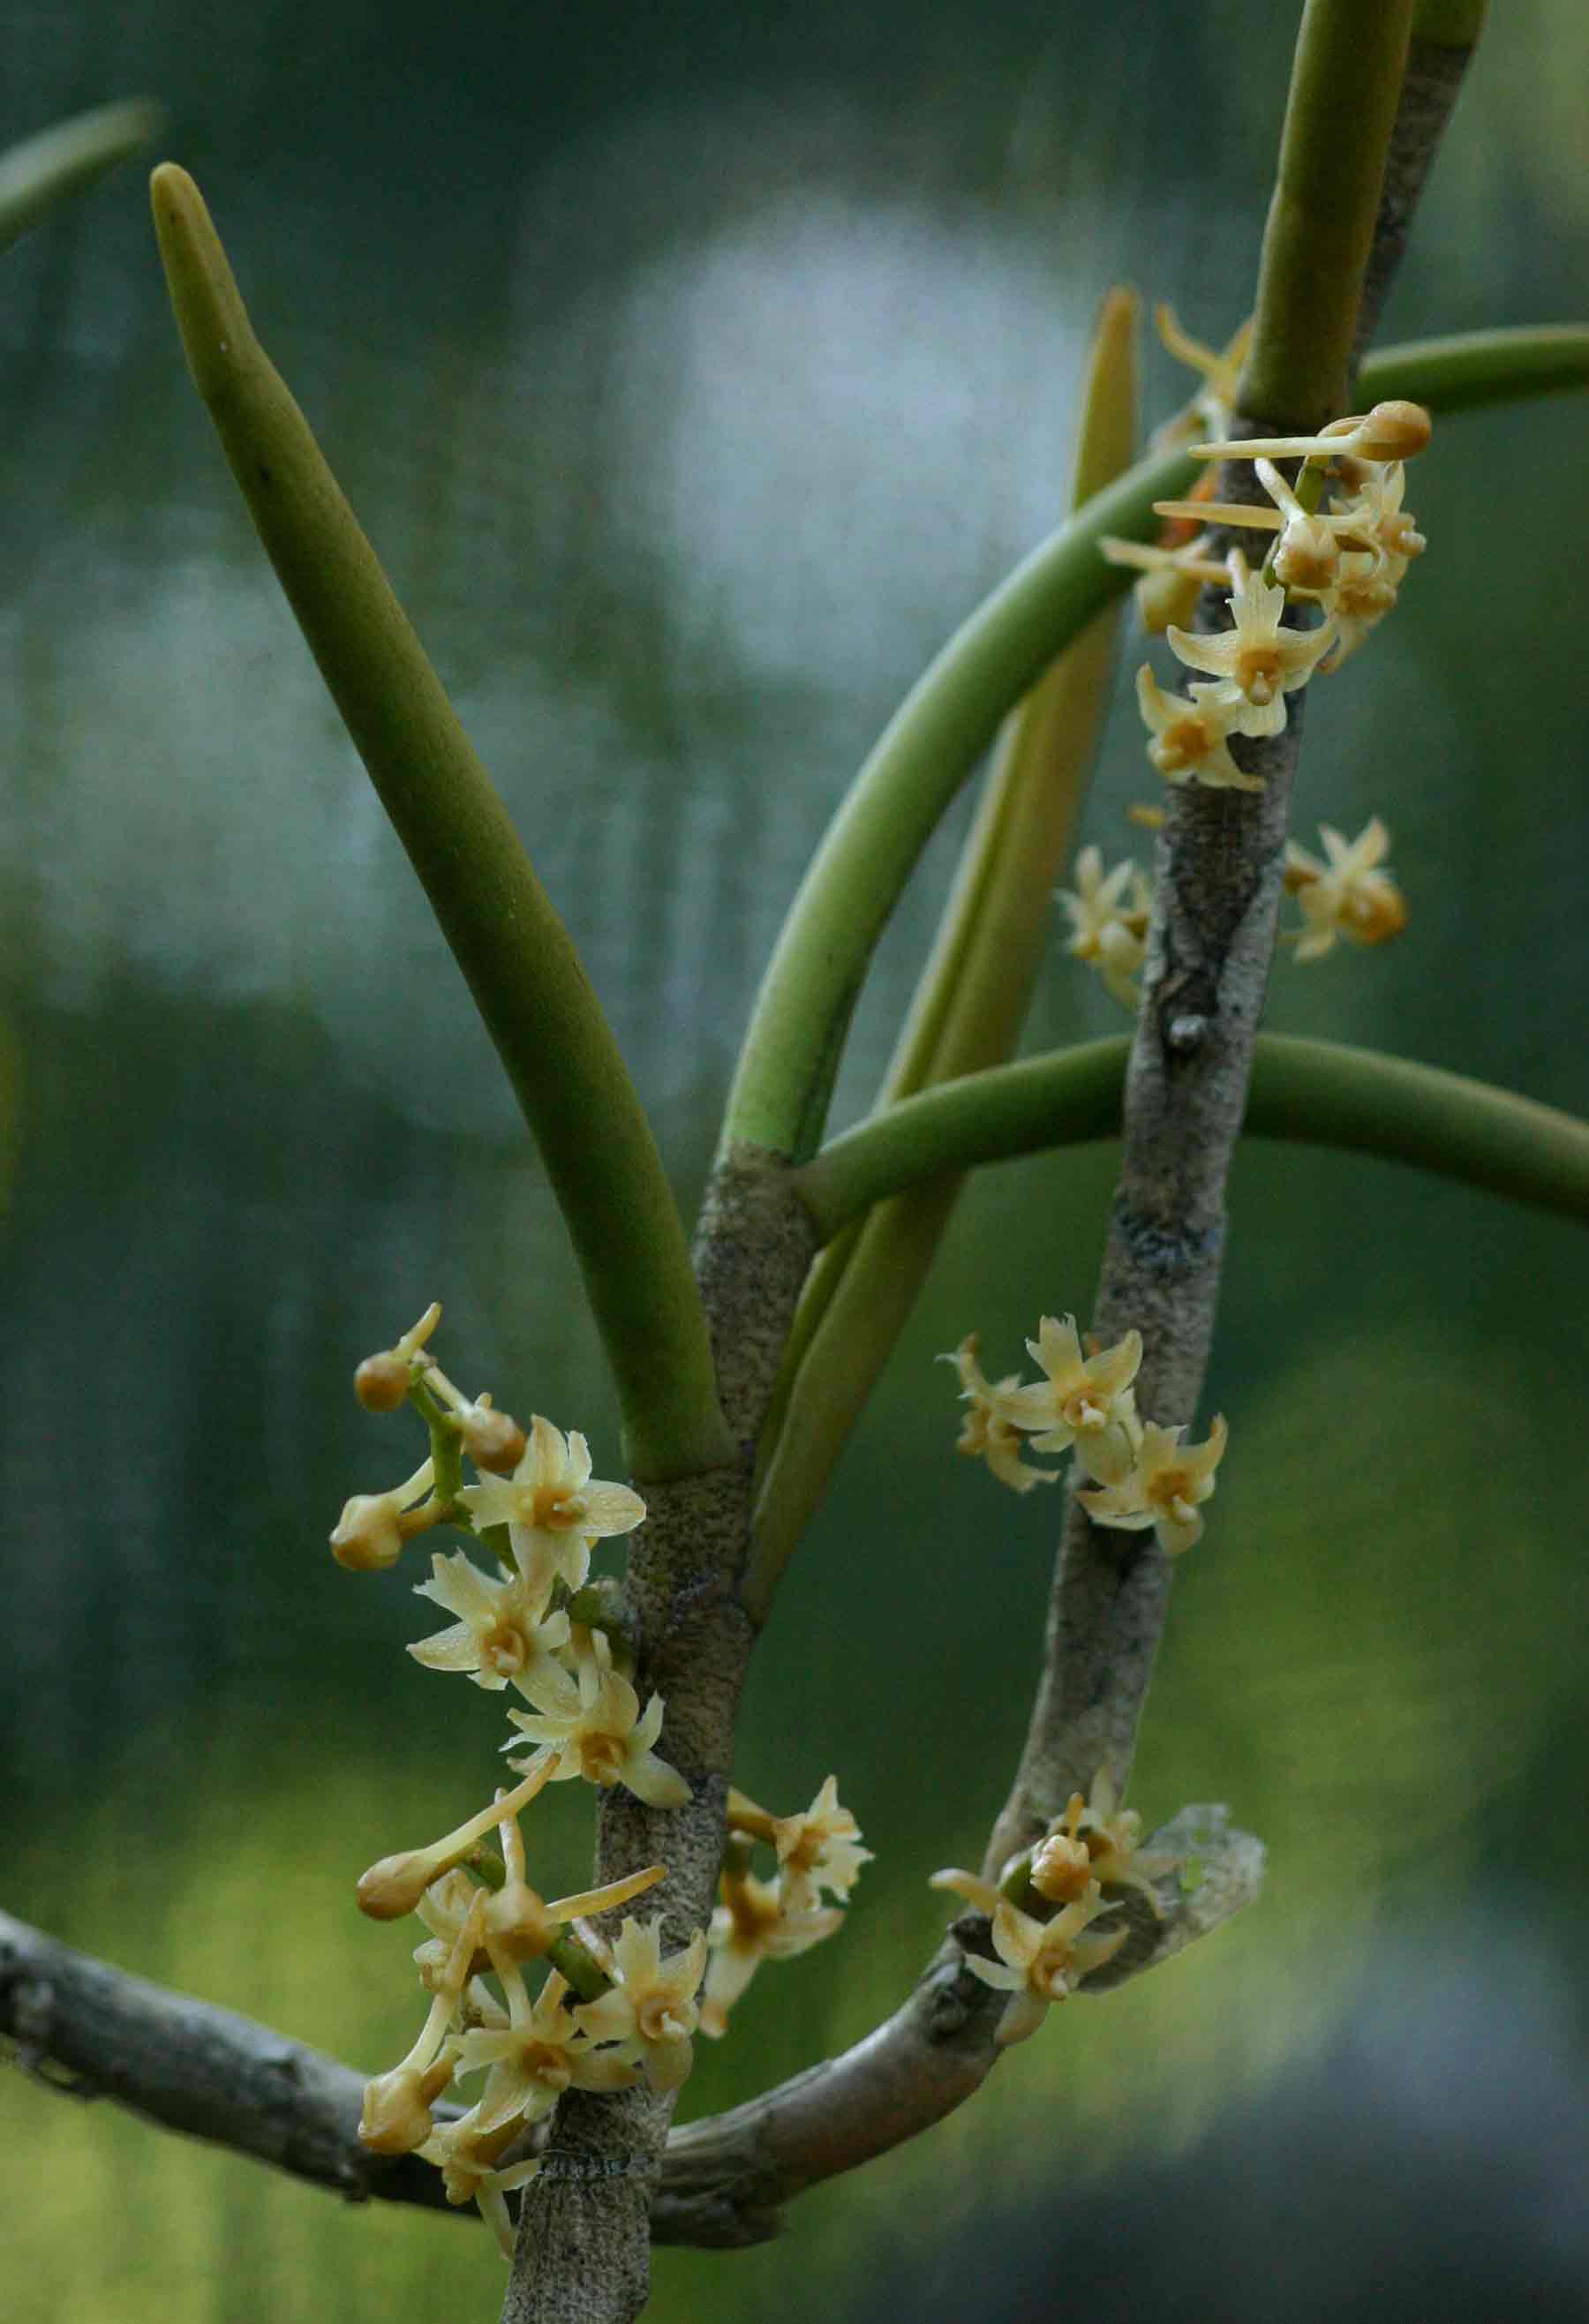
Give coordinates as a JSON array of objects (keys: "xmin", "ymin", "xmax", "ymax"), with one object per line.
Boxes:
[{"xmin": 2, "ymin": 3, "xmax": 1586, "ymax": 2320}]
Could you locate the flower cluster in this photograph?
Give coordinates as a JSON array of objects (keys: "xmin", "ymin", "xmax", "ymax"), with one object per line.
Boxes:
[
  {"xmin": 701, "ymin": 1779, "xmax": 873, "ymax": 2037},
  {"xmin": 1119, "ymin": 388, "xmax": 1430, "ymax": 792},
  {"xmin": 358, "ymin": 1783, "xmax": 706, "ymax": 2255},
  {"xmin": 944, "ymin": 1313, "xmax": 1226, "ymax": 1555},
  {"xmin": 929, "ymin": 1769, "xmax": 1180, "ymax": 2044},
  {"xmin": 1062, "ymin": 317, "xmax": 1421, "ymax": 1011},
  {"xmin": 335, "ymin": 1308, "xmax": 870, "ymax": 2244},
  {"xmin": 335, "ymin": 1306, "xmax": 700, "ymax": 2250}
]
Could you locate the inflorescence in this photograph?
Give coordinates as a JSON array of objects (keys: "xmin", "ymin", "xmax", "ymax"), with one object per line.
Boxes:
[
  {"xmin": 1069, "ymin": 306, "xmax": 1424, "ymax": 1012},
  {"xmin": 931, "ymin": 1310, "xmax": 1219, "ymax": 2034},
  {"xmin": 334, "ymin": 1305, "xmax": 868, "ymax": 2253}
]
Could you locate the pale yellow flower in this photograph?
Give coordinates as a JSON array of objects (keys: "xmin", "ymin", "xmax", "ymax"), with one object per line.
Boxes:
[
  {"xmin": 457, "ymin": 1416, "xmax": 644, "ymax": 1598},
  {"xmin": 699, "ymin": 1869, "xmax": 844, "ymax": 2038},
  {"xmin": 1284, "ymin": 816, "xmax": 1407, "ymax": 962},
  {"xmin": 1013, "ymin": 1314, "xmax": 1144, "ymax": 1486},
  {"xmin": 1031, "ymin": 1770, "xmax": 1173, "ymax": 1913},
  {"xmin": 572, "ymin": 1916, "xmax": 709, "ymax": 2094},
  {"xmin": 771, "ymin": 1777, "xmax": 873, "ymax": 1916},
  {"xmin": 1166, "ymin": 552, "xmax": 1337, "ymax": 737},
  {"xmin": 1333, "ymin": 458, "xmax": 1425, "ymax": 569},
  {"xmin": 1134, "ymin": 665, "xmax": 1259, "ymax": 790},
  {"xmin": 450, "ymin": 1966, "xmax": 637, "ymax": 2140},
  {"xmin": 941, "ymin": 1334, "xmax": 1059, "ymax": 1494},
  {"xmin": 1316, "ymin": 550, "xmax": 1403, "ymax": 671},
  {"xmin": 504, "ymin": 1631, "xmax": 689, "ymax": 1809},
  {"xmin": 419, "ymin": 2102, "xmax": 545, "ymax": 2258},
  {"xmin": 1058, "ymin": 845, "xmax": 1154, "ymax": 1007},
  {"xmin": 408, "ymin": 1549, "xmax": 572, "ymax": 1688},
  {"xmin": 1077, "ymin": 1414, "xmax": 1229, "ymax": 1556},
  {"xmin": 929, "ymin": 1869, "xmax": 1127, "ymax": 2045}
]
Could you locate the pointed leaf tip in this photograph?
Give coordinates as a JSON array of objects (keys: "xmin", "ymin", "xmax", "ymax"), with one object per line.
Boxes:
[{"xmin": 149, "ymin": 162, "xmax": 257, "ymax": 401}]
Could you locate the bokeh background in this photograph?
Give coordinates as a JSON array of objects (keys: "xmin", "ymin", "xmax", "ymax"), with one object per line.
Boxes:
[{"xmin": 3, "ymin": 4, "xmax": 1586, "ymax": 2320}]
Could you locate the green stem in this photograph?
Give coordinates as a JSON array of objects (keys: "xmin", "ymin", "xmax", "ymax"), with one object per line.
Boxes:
[
  {"xmin": 150, "ymin": 165, "xmax": 731, "ymax": 1484},
  {"xmin": 717, "ymin": 323, "xmax": 1589, "ymax": 1168},
  {"xmin": 1239, "ymin": 0, "xmax": 1418, "ymax": 428},
  {"xmin": 0, "ymin": 97, "xmax": 162, "ymax": 254},
  {"xmin": 794, "ymin": 1037, "xmax": 1589, "ymax": 1240}
]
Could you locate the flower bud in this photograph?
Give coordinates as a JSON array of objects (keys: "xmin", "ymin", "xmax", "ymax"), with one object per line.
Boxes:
[
  {"xmin": 1353, "ymin": 399, "xmax": 1431, "ymax": 461},
  {"xmin": 358, "ymin": 2057, "xmax": 453, "ymax": 2154},
  {"xmin": 330, "ymin": 1493, "xmax": 406, "ymax": 1570},
  {"xmin": 1029, "ymin": 1832, "xmax": 1093, "ymax": 1904},
  {"xmin": 457, "ymin": 1401, "xmax": 527, "ymax": 1474},
  {"xmin": 357, "ymin": 1850, "xmax": 437, "ymax": 1920},
  {"xmin": 354, "ymin": 1350, "xmax": 412, "ymax": 1413}
]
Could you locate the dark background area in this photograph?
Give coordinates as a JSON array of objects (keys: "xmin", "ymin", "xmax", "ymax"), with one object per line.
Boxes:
[{"xmin": 3, "ymin": 4, "xmax": 1586, "ymax": 2319}]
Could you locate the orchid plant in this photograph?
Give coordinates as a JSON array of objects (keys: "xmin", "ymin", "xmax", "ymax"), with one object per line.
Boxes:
[{"xmin": 4, "ymin": 9, "xmax": 1587, "ymax": 2324}]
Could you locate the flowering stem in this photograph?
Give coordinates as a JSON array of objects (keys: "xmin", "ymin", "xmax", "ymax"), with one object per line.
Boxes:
[
  {"xmin": 149, "ymin": 165, "xmax": 733, "ymax": 1485},
  {"xmin": 744, "ymin": 290, "xmax": 1137, "ymax": 1622},
  {"xmin": 792, "ymin": 1035, "xmax": 1589, "ymax": 1241},
  {"xmin": 716, "ymin": 324, "xmax": 1589, "ymax": 1169},
  {"xmin": 1239, "ymin": 0, "xmax": 1418, "ymax": 429},
  {"xmin": 0, "ymin": 96, "xmax": 162, "ymax": 252}
]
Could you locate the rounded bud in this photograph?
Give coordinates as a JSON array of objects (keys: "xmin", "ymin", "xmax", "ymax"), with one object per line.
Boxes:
[
  {"xmin": 459, "ymin": 1403, "xmax": 528, "ymax": 1474},
  {"xmin": 329, "ymin": 1493, "xmax": 404, "ymax": 1570},
  {"xmin": 1355, "ymin": 400, "xmax": 1431, "ymax": 462},
  {"xmin": 1029, "ymin": 1832, "xmax": 1093, "ymax": 1904},
  {"xmin": 354, "ymin": 1351, "xmax": 411, "ymax": 1412},
  {"xmin": 357, "ymin": 1850, "xmax": 434, "ymax": 1920},
  {"xmin": 358, "ymin": 2064, "xmax": 441, "ymax": 2155}
]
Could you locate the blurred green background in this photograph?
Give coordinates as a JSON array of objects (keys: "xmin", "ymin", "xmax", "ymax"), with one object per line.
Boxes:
[{"xmin": 3, "ymin": 4, "xmax": 1586, "ymax": 2320}]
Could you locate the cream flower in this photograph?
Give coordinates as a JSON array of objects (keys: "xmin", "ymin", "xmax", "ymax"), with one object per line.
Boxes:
[
  {"xmin": 941, "ymin": 1334, "xmax": 1059, "ymax": 1494},
  {"xmin": 1316, "ymin": 551, "xmax": 1402, "ymax": 671},
  {"xmin": 1077, "ymin": 1414, "xmax": 1229, "ymax": 1556},
  {"xmin": 1284, "ymin": 816, "xmax": 1407, "ymax": 961},
  {"xmin": 1166, "ymin": 553, "xmax": 1336, "ymax": 737},
  {"xmin": 1058, "ymin": 846, "xmax": 1153, "ymax": 1007},
  {"xmin": 571, "ymin": 1917, "xmax": 709, "ymax": 2094},
  {"xmin": 1333, "ymin": 458, "xmax": 1425, "ymax": 568},
  {"xmin": 504, "ymin": 1632, "xmax": 689, "ymax": 1809},
  {"xmin": 770, "ymin": 1778, "xmax": 873, "ymax": 1916},
  {"xmin": 1031, "ymin": 1769, "xmax": 1173, "ymax": 1913},
  {"xmin": 419, "ymin": 2102, "xmax": 545, "ymax": 2258},
  {"xmin": 1015, "ymin": 1314, "xmax": 1144, "ymax": 1486},
  {"xmin": 456, "ymin": 1416, "xmax": 644, "ymax": 1598},
  {"xmin": 929, "ymin": 1869, "xmax": 1127, "ymax": 2045},
  {"xmin": 1133, "ymin": 665, "xmax": 1259, "ymax": 789},
  {"xmin": 699, "ymin": 1869, "xmax": 844, "ymax": 2038},
  {"xmin": 450, "ymin": 1966, "xmax": 637, "ymax": 2140},
  {"xmin": 408, "ymin": 1549, "xmax": 572, "ymax": 1688}
]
